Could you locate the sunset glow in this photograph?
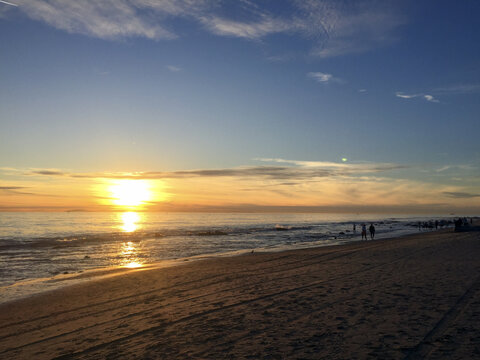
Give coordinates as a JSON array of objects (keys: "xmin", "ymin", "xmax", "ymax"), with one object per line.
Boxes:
[{"xmin": 108, "ymin": 180, "xmax": 152, "ymax": 208}]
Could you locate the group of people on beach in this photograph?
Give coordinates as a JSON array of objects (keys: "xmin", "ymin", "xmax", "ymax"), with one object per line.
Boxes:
[
  {"xmin": 353, "ymin": 223, "xmax": 375, "ymax": 240},
  {"xmin": 454, "ymin": 217, "xmax": 472, "ymax": 229},
  {"xmin": 418, "ymin": 220, "xmax": 441, "ymax": 230}
]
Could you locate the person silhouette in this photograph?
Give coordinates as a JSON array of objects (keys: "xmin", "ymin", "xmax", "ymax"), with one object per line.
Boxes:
[
  {"xmin": 361, "ymin": 224, "xmax": 367, "ymax": 240},
  {"xmin": 369, "ymin": 223, "xmax": 375, "ymax": 239}
]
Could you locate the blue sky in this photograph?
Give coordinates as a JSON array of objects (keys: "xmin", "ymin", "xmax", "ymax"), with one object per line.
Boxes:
[{"xmin": 1, "ymin": 0, "xmax": 479, "ymax": 212}]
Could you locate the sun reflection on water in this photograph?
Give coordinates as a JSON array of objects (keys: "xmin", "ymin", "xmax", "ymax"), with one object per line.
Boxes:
[
  {"xmin": 124, "ymin": 261, "xmax": 143, "ymax": 268},
  {"xmin": 120, "ymin": 212, "xmax": 140, "ymax": 232},
  {"xmin": 120, "ymin": 240, "xmax": 144, "ymax": 268},
  {"xmin": 118, "ymin": 212, "xmax": 144, "ymax": 268}
]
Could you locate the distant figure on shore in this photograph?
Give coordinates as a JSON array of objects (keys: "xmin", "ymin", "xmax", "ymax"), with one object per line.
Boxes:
[
  {"xmin": 353, "ymin": 223, "xmax": 356, "ymax": 233},
  {"xmin": 369, "ymin": 223, "xmax": 375, "ymax": 239},
  {"xmin": 435, "ymin": 220, "xmax": 438, "ymax": 229},
  {"xmin": 455, "ymin": 218, "xmax": 463, "ymax": 231},
  {"xmin": 418, "ymin": 221, "xmax": 422, "ymax": 231},
  {"xmin": 361, "ymin": 224, "xmax": 367, "ymax": 240}
]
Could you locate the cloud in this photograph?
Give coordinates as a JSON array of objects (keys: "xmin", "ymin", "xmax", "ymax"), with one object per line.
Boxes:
[
  {"xmin": 166, "ymin": 65, "xmax": 182, "ymax": 72},
  {"xmin": 434, "ymin": 84, "xmax": 480, "ymax": 95},
  {"xmin": 436, "ymin": 166, "xmax": 451, "ymax": 172},
  {"xmin": 14, "ymin": 0, "xmax": 211, "ymax": 40},
  {"xmin": 266, "ymin": 53, "xmax": 297, "ymax": 63},
  {"xmin": 145, "ymin": 166, "xmax": 333, "ymax": 180},
  {"xmin": 295, "ymin": 0, "xmax": 406, "ymax": 58},
  {"xmin": 395, "ymin": 93, "xmax": 416, "ymax": 99},
  {"xmin": 30, "ymin": 169, "xmax": 66, "ymax": 176},
  {"xmin": 443, "ymin": 192, "xmax": 480, "ymax": 199},
  {"xmin": 396, "ymin": 83, "xmax": 480, "ymax": 103},
  {"xmin": 0, "ymin": 185, "xmax": 43, "ymax": 196},
  {"xmin": 0, "ymin": 186, "xmax": 26, "ymax": 190},
  {"xmin": 423, "ymin": 95, "xmax": 439, "ymax": 103},
  {"xmin": 395, "ymin": 92, "xmax": 439, "ymax": 103},
  {"xmin": 435, "ymin": 164, "xmax": 476, "ymax": 173},
  {"xmin": 14, "ymin": 0, "xmax": 289, "ymax": 41},
  {"xmin": 201, "ymin": 0, "xmax": 406, "ymax": 58},
  {"xmin": 24, "ymin": 159, "xmax": 407, "ymax": 182},
  {"xmin": 200, "ymin": 15, "xmax": 291, "ymax": 39},
  {"xmin": 256, "ymin": 158, "xmax": 407, "ymax": 172},
  {"xmin": 9, "ymin": 0, "xmax": 406, "ymax": 58},
  {"xmin": 0, "ymin": 0, "xmax": 17, "ymax": 6},
  {"xmin": 307, "ymin": 72, "xmax": 343, "ymax": 84}
]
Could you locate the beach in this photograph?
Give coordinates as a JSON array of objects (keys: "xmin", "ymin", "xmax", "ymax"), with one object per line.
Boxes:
[{"xmin": 1, "ymin": 228, "xmax": 479, "ymax": 359}]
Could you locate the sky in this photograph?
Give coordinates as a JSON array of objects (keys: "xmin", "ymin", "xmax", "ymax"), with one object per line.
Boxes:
[{"xmin": 0, "ymin": 0, "xmax": 480, "ymax": 213}]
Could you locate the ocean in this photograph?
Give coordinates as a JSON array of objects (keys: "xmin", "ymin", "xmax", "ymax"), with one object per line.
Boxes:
[{"xmin": 0, "ymin": 212, "xmax": 455, "ymax": 303}]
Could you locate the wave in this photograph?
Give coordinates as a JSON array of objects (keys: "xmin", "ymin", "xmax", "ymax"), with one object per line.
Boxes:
[
  {"xmin": 0, "ymin": 224, "xmax": 316, "ymax": 251},
  {"xmin": 0, "ymin": 217, "xmax": 458, "ymax": 252}
]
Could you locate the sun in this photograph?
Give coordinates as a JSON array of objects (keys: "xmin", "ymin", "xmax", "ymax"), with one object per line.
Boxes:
[{"xmin": 108, "ymin": 180, "xmax": 152, "ymax": 207}]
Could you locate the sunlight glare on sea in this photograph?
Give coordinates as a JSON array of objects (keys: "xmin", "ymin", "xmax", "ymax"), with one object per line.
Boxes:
[
  {"xmin": 120, "ymin": 240, "xmax": 144, "ymax": 268},
  {"xmin": 120, "ymin": 212, "xmax": 141, "ymax": 233}
]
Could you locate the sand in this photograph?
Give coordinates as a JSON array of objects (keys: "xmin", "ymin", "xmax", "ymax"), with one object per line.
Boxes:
[{"xmin": 0, "ymin": 228, "xmax": 479, "ymax": 359}]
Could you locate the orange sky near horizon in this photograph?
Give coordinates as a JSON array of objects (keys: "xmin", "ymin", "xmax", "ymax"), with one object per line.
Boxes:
[{"xmin": 1, "ymin": 163, "xmax": 479, "ymax": 214}]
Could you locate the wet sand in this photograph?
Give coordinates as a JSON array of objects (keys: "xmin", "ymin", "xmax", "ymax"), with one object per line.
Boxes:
[{"xmin": 1, "ymin": 228, "xmax": 479, "ymax": 359}]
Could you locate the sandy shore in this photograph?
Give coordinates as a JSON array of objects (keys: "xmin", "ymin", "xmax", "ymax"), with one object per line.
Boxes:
[{"xmin": 1, "ymin": 228, "xmax": 479, "ymax": 359}]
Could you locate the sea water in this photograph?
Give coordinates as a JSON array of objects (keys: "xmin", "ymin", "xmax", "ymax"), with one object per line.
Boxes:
[{"xmin": 0, "ymin": 212, "xmax": 455, "ymax": 303}]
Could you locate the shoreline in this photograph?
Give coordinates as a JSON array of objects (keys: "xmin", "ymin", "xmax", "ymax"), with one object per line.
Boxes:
[
  {"xmin": 0, "ymin": 212, "xmax": 465, "ymax": 305},
  {"xmin": 1, "ymin": 227, "xmax": 479, "ymax": 358},
  {"xmin": 0, "ymin": 226, "xmax": 451, "ymax": 305}
]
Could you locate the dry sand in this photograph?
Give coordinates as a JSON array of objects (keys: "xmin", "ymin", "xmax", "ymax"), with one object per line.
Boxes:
[{"xmin": 0, "ymin": 228, "xmax": 479, "ymax": 359}]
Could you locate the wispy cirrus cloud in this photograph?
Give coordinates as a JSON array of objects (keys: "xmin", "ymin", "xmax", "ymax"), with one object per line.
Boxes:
[
  {"xmin": 166, "ymin": 65, "xmax": 182, "ymax": 72},
  {"xmin": 396, "ymin": 83, "xmax": 480, "ymax": 103},
  {"xmin": 436, "ymin": 164, "xmax": 476, "ymax": 172},
  {"xmin": 0, "ymin": 0, "xmax": 18, "ymax": 7},
  {"xmin": 6, "ymin": 0, "xmax": 406, "ymax": 58},
  {"xmin": 0, "ymin": 186, "xmax": 26, "ymax": 190},
  {"xmin": 295, "ymin": 0, "xmax": 406, "ymax": 58},
  {"xmin": 395, "ymin": 92, "xmax": 439, "ymax": 103},
  {"xmin": 443, "ymin": 191, "xmax": 480, "ymax": 199},
  {"xmin": 256, "ymin": 158, "xmax": 407, "ymax": 172},
  {"xmin": 436, "ymin": 166, "xmax": 451, "ymax": 172},
  {"xmin": 24, "ymin": 166, "xmax": 337, "ymax": 181},
  {"xmin": 30, "ymin": 169, "xmax": 66, "ymax": 176},
  {"xmin": 307, "ymin": 72, "xmax": 343, "ymax": 84},
  {"xmin": 13, "ymin": 0, "xmax": 211, "ymax": 40},
  {"xmin": 200, "ymin": 14, "xmax": 291, "ymax": 39},
  {"xmin": 433, "ymin": 84, "xmax": 480, "ymax": 95},
  {"xmin": 0, "ymin": 185, "xmax": 42, "ymax": 196},
  {"xmin": 22, "ymin": 158, "xmax": 407, "ymax": 182},
  {"xmin": 201, "ymin": 0, "xmax": 406, "ymax": 58}
]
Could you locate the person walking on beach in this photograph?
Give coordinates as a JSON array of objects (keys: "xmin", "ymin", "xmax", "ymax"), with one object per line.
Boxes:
[
  {"xmin": 361, "ymin": 224, "xmax": 367, "ymax": 240},
  {"xmin": 369, "ymin": 223, "xmax": 375, "ymax": 240}
]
